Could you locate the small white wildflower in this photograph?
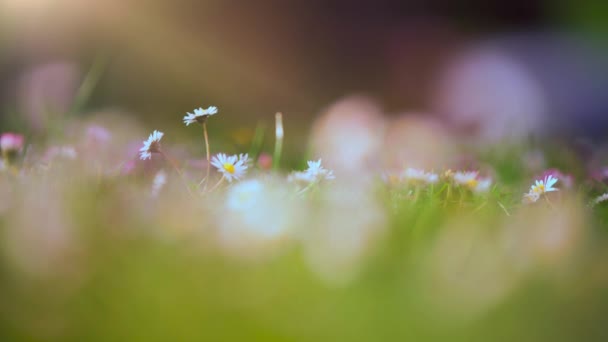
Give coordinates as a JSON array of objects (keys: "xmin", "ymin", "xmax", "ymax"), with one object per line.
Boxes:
[
  {"xmin": 289, "ymin": 159, "xmax": 335, "ymax": 185},
  {"xmin": 183, "ymin": 106, "xmax": 218, "ymax": 126},
  {"xmin": 426, "ymin": 173, "xmax": 439, "ymax": 184},
  {"xmin": 211, "ymin": 153, "xmax": 248, "ymax": 182},
  {"xmin": 530, "ymin": 175, "xmax": 559, "ymax": 195},
  {"xmin": 453, "ymin": 171, "xmax": 478, "ymax": 185},
  {"xmin": 305, "ymin": 159, "xmax": 335, "ymax": 181},
  {"xmin": 474, "ymin": 177, "xmax": 493, "ymax": 193},
  {"xmin": 591, "ymin": 193, "xmax": 608, "ymax": 207},
  {"xmin": 401, "ymin": 168, "xmax": 438, "ymax": 184},
  {"xmin": 288, "ymin": 171, "xmax": 316, "ymax": 184},
  {"xmin": 453, "ymin": 171, "xmax": 491, "ymax": 193},
  {"xmin": 522, "ymin": 175, "xmax": 559, "ymax": 204},
  {"xmin": 139, "ymin": 130, "xmax": 164, "ymax": 160},
  {"xmin": 522, "ymin": 191, "xmax": 540, "ymax": 204}
]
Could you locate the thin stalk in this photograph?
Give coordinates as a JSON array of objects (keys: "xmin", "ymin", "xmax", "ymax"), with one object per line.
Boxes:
[
  {"xmin": 207, "ymin": 175, "xmax": 225, "ymax": 193},
  {"xmin": 159, "ymin": 151, "xmax": 194, "ymax": 198},
  {"xmin": 69, "ymin": 54, "xmax": 108, "ymax": 117},
  {"xmin": 296, "ymin": 182, "xmax": 317, "ymax": 196},
  {"xmin": 273, "ymin": 112, "xmax": 283, "ymax": 170},
  {"xmin": 203, "ymin": 122, "xmax": 211, "ymax": 183}
]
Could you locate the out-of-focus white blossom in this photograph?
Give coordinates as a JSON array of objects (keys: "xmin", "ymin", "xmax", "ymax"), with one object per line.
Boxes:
[
  {"xmin": 452, "ymin": 171, "xmax": 492, "ymax": 193},
  {"xmin": 288, "ymin": 159, "xmax": 335, "ymax": 185},
  {"xmin": 151, "ymin": 170, "xmax": 167, "ymax": 198},
  {"xmin": 401, "ymin": 168, "xmax": 439, "ymax": 184},
  {"xmin": 311, "ymin": 96, "xmax": 385, "ymax": 173},
  {"xmin": 591, "ymin": 193, "xmax": 608, "ymax": 207},
  {"xmin": 216, "ymin": 178, "xmax": 297, "ymax": 258}
]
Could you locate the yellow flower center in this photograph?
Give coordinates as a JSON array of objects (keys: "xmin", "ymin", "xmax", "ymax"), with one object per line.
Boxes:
[
  {"xmin": 223, "ymin": 162, "xmax": 235, "ymax": 174},
  {"xmin": 533, "ymin": 184, "xmax": 545, "ymax": 194},
  {"xmin": 466, "ymin": 179, "xmax": 478, "ymax": 189}
]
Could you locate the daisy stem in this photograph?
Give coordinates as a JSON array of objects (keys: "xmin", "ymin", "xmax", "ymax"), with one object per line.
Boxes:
[
  {"xmin": 497, "ymin": 201, "xmax": 511, "ymax": 216},
  {"xmin": 296, "ymin": 182, "xmax": 316, "ymax": 196},
  {"xmin": 543, "ymin": 194, "xmax": 557, "ymax": 211},
  {"xmin": 273, "ymin": 112, "xmax": 283, "ymax": 170},
  {"xmin": 208, "ymin": 175, "xmax": 225, "ymax": 193},
  {"xmin": 160, "ymin": 150, "xmax": 195, "ymax": 198},
  {"xmin": 203, "ymin": 122, "xmax": 211, "ymax": 184}
]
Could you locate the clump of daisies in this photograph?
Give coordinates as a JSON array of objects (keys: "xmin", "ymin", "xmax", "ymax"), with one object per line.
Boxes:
[
  {"xmin": 288, "ymin": 159, "xmax": 335, "ymax": 187},
  {"xmin": 451, "ymin": 171, "xmax": 492, "ymax": 193},
  {"xmin": 401, "ymin": 168, "xmax": 439, "ymax": 185},
  {"xmin": 523, "ymin": 175, "xmax": 559, "ymax": 204}
]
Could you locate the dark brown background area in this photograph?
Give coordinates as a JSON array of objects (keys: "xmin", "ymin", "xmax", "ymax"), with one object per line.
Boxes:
[{"xmin": 0, "ymin": 0, "xmax": 605, "ymax": 130}]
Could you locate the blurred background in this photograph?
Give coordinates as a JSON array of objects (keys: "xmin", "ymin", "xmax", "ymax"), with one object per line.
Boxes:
[
  {"xmin": 1, "ymin": 0, "xmax": 607, "ymax": 143},
  {"xmin": 3, "ymin": 2, "xmax": 608, "ymax": 341}
]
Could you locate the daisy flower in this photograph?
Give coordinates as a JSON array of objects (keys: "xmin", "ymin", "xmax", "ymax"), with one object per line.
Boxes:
[
  {"xmin": 530, "ymin": 175, "xmax": 559, "ymax": 194},
  {"xmin": 289, "ymin": 159, "xmax": 335, "ymax": 184},
  {"xmin": 139, "ymin": 130, "xmax": 164, "ymax": 160},
  {"xmin": 522, "ymin": 175, "xmax": 559, "ymax": 203},
  {"xmin": 473, "ymin": 177, "xmax": 493, "ymax": 193},
  {"xmin": 401, "ymin": 168, "xmax": 438, "ymax": 184},
  {"xmin": 183, "ymin": 106, "xmax": 218, "ymax": 126},
  {"xmin": 591, "ymin": 193, "xmax": 608, "ymax": 207},
  {"xmin": 522, "ymin": 191, "xmax": 540, "ymax": 204},
  {"xmin": 453, "ymin": 171, "xmax": 479, "ymax": 186},
  {"xmin": 211, "ymin": 153, "xmax": 248, "ymax": 182},
  {"xmin": 305, "ymin": 159, "xmax": 335, "ymax": 181},
  {"xmin": 452, "ymin": 171, "xmax": 492, "ymax": 193}
]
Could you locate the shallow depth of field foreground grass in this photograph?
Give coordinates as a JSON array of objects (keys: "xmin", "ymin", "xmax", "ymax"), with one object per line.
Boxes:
[{"xmin": 1, "ymin": 104, "xmax": 608, "ymax": 342}]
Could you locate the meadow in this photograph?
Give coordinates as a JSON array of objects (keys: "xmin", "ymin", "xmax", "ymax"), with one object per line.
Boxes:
[{"xmin": 1, "ymin": 96, "xmax": 608, "ymax": 341}]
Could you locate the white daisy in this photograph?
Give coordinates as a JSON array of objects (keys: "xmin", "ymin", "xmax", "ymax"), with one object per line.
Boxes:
[
  {"xmin": 453, "ymin": 171, "xmax": 479, "ymax": 186},
  {"xmin": 522, "ymin": 191, "xmax": 540, "ymax": 204},
  {"xmin": 401, "ymin": 168, "xmax": 439, "ymax": 184},
  {"xmin": 591, "ymin": 193, "xmax": 608, "ymax": 207},
  {"xmin": 288, "ymin": 171, "xmax": 315, "ymax": 184},
  {"xmin": 211, "ymin": 153, "xmax": 248, "ymax": 182},
  {"xmin": 289, "ymin": 159, "xmax": 335, "ymax": 184},
  {"xmin": 139, "ymin": 130, "xmax": 164, "ymax": 160},
  {"xmin": 305, "ymin": 159, "xmax": 335, "ymax": 181},
  {"xmin": 473, "ymin": 177, "xmax": 493, "ymax": 193},
  {"xmin": 452, "ymin": 171, "xmax": 491, "ymax": 192},
  {"xmin": 522, "ymin": 175, "xmax": 559, "ymax": 203},
  {"xmin": 530, "ymin": 175, "xmax": 559, "ymax": 195},
  {"xmin": 183, "ymin": 106, "xmax": 218, "ymax": 126}
]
